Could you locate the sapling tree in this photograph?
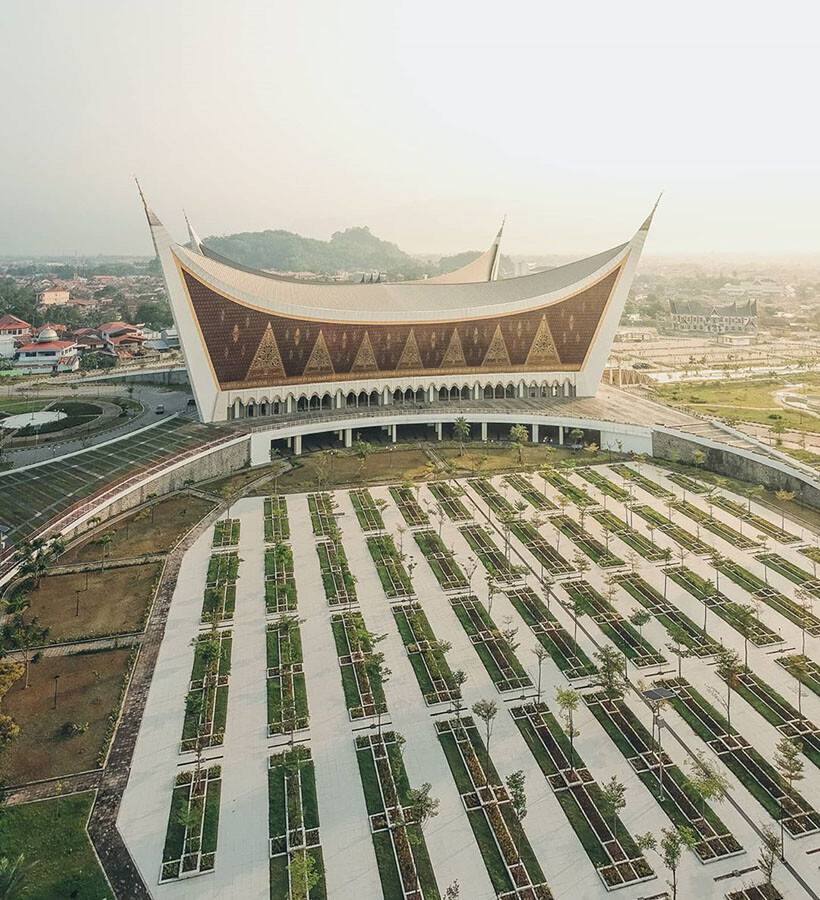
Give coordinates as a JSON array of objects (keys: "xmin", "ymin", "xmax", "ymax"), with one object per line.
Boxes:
[
  {"xmin": 472, "ymin": 698, "xmax": 498, "ymax": 753},
  {"xmin": 555, "ymin": 685, "xmax": 580, "ymax": 769},
  {"xmin": 594, "ymin": 645, "xmax": 628, "ymax": 700},
  {"xmin": 532, "ymin": 644, "xmax": 548, "ymax": 702},
  {"xmin": 598, "ymin": 775, "xmax": 627, "ymax": 838},
  {"xmin": 636, "ymin": 826, "xmax": 697, "ymax": 900},
  {"xmin": 506, "ymin": 770, "xmax": 527, "ymax": 820}
]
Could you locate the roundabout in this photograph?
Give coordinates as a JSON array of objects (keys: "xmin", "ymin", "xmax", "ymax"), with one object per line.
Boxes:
[{"xmin": 0, "ymin": 409, "xmax": 67, "ymax": 430}]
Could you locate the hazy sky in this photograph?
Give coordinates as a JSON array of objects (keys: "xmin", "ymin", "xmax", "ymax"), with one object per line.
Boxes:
[{"xmin": 2, "ymin": 0, "xmax": 819, "ymax": 257}]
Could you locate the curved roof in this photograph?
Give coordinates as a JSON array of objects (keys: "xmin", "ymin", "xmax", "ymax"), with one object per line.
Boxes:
[{"xmin": 171, "ymin": 239, "xmax": 629, "ymax": 321}]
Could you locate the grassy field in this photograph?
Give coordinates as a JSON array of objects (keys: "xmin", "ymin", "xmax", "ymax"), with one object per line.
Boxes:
[
  {"xmin": 274, "ymin": 447, "xmax": 433, "ymax": 493},
  {"xmin": 0, "ymin": 648, "xmax": 132, "ymax": 783},
  {"xmin": 0, "ymin": 792, "xmax": 110, "ymax": 899},
  {"xmin": 60, "ymin": 494, "xmax": 215, "ymax": 563},
  {"xmin": 655, "ymin": 377, "xmax": 820, "ymax": 432},
  {"xmin": 17, "ymin": 563, "xmax": 160, "ymax": 641}
]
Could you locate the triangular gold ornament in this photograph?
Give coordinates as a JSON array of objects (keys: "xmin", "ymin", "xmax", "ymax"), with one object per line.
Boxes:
[
  {"xmin": 481, "ymin": 324, "xmax": 510, "ymax": 368},
  {"xmin": 246, "ymin": 322, "xmax": 285, "ymax": 380},
  {"xmin": 303, "ymin": 330, "xmax": 335, "ymax": 376},
  {"xmin": 396, "ymin": 329, "xmax": 423, "ymax": 370},
  {"xmin": 525, "ymin": 315, "xmax": 560, "ymax": 367},
  {"xmin": 439, "ymin": 328, "xmax": 466, "ymax": 369},
  {"xmin": 351, "ymin": 331, "xmax": 379, "ymax": 372}
]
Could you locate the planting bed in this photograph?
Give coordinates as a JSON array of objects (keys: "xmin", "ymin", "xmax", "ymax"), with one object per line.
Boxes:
[
  {"xmin": 609, "ymin": 465, "xmax": 674, "ymax": 500},
  {"xmin": 331, "ymin": 611, "xmax": 388, "ymax": 720},
  {"xmin": 672, "ymin": 500, "xmax": 758, "ymax": 550},
  {"xmin": 316, "ymin": 538, "xmax": 357, "ymax": 606},
  {"xmin": 776, "ymin": 654, "xmax": 820, "ymax": 698},
  {"xmin": 460, "ymin": 523, "xmax": 522, "ymax": 584},
  {"xmin": 665, "ymin": 472, "xmax": 708, "ymax": 495},
  {"xmin": 719, "ymin": 557, "xmax": 820, "ymax": 635},
  {"xmin": 510, "ymin": 521, "xmax": 573, "ymax": 576},
  {"xmin": 591, "ymin": 509, "xmax": 669, "ymax": 562},
  {"xmin": 390, "ymin": 484, "xmax": 429, "ymax": 527},
  {"xmin": 551, "ymin": 516, "xmax": 624, "ymax": 568},
  {"xmin": 576, "ymin": 468, "xmax": 629, "ymax": 502},
  {"xmin": 308, "ymin": 492, "xmax": 338, "ymax": 537},
  {"xmin": 657, "ymin": 677, "xmax": 820, "ymax": 837},
  {"xmin": 414, "ymin": 529, "xmax": 468, "ymax": 591},
  {"xmin": 470, "ymin": 477, "xmax": 516, "ymax": 517},
  {"xmin": 613, "ymin": 572, "xmax": 721, "ymax": 657},
  {"xmin": 269, "ymin": 746, "xmax": 326, "ymax": 900},
  {"xmin": 543, "ymin": 471, "xmax": 594, "ymax": 506},
  {"xmin": 632, "ymin": 505, "xmax": 712, "ymax": 556},
  {"xmin": 505, "ymin": 586, "xmax": 596, "ymax": 680},
  {"xmin": 448, "ymin": 594, "xmax": 531, "ymax": 692},
  {"xmin": 728, "ymin": 671, "xmax": 820, "ymax": 769},
  {"xmin": 394, "ymin": 601, "xmax": 462, "ymax": 704},
  {"xmin": 505, "ymin": 473, "xmax": 557, "ymax": 510},
  {"xmin": 512, "ymin": 702, "xmax": 653, "ymax": 889},
  {"xmin": 212, "ymin": 518, "xmax": 240, "ymax": 547},
  {"xmin": 264, "ymin": 495, "xmax": 290, "ymax": 542},
  {"xmin": 428, "ymin": 481, "xmax": 472, "ymax": 521},
  {"xmin": 181, "ymin": 629, "xmax": 232, "ymax": 752},
  {"xmin": 584, "ymin": 692, "xmax": 742, "ymax": 861},
  {"xmin": 663, "ymin": 566, "xmax": 781, "ymax": 646},
  {"xmin": 265, "ymin": 544, "xmax": 298, "ymax": 613},
  {"xmin": 161, "ymin": 765, "xmax": 222, "ymax": 881},
  {"xmin": 202, "ymin": 552, "xmax": 239, "ymax": 623},
  {"xmin": 563, "ymin": 581, "xmax": 666, "ymax": 668},
  {"xmin": 355, "ymin": 731, "xmax": 439, "ymax": 900},
  {"xmin": 436, "ymin": 716, "xmax": 552, "ymax": 899},
  {"xmin": 368, "ymin": 534, "xmax": 414, "ymax": 599},
  {"xmin": 267, "ymin": 618, "xmax": 309, "ymax": 737},
  {"xmin": 710, "ymin": 494, "xmax": 797, "ymax": 543},
  {"xmin": 351, "ymin": 488, "xmax": 386, "ymax": 532},
  {"xmin": 757, "ymin": 551, "xmax": 820, "ymax": 605}
]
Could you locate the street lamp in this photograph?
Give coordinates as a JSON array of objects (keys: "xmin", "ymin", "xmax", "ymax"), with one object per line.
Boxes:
[{"xmin": 53, "ymin": 674, "xmax": 61, "ymax": 709}]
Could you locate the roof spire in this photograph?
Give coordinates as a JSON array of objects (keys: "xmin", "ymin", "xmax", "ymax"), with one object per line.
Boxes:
[
  {"xmin": 639, "ymin": 192, "xmax": 663, "ymax": 232},
  {"xmin": 183, "ymin": 209, "xmax": 203, "ymax": 253},
  {"xmin": 134, "ymin": 177, "xmax": 161, "ymax": 227}
]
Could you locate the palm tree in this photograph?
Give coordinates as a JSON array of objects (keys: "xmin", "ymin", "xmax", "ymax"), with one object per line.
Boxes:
[
  {"xmin": 0, "ymin": 854, "xmax": 27, "ymax": 898},
  {"xmin": 453, "ymin": 417, "xmax": 470, "ymax": 457}
]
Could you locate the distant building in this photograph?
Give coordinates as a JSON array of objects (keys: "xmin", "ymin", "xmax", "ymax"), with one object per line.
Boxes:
[
  {"xmin": 38, "ymin": 289, "xmax": 70, "ymax": 307},
  {"xmin": 614, "ymin": 327, "xmax": 656, "ymax": 342},
  {"xmin": 0, "ymin": 314, "xmax": 31, "ymax": 337},
  {"xmin": 719, "ymin": 279, "xmax": 781, "ymax": 297},
  {"xmin": 14, "ymin": 327, "xmax": 79, "ymax": 374},
  {"xmin": 669, "ymin": 298, "xmax": 757, "ymax": 334}
]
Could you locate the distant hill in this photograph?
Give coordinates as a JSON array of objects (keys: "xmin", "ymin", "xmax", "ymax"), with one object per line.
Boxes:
[{"xmin": 202, "ymin": 226, "xmax": 481, "ymax": 280}]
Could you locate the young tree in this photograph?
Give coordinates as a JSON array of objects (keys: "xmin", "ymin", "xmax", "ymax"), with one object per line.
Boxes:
[
  {"xmin": 510, "ymin": 424, "xmax": 529, "ymax": 464},
  {"xmin": 352, "ymin": 439, "xmax": 372, "ymax": 481},
  {"xmin": 594, "ymin": 645, "xmax": 628, "ymax": 700},
  {"xmin": 406, "ymin": 782, "xmax": 440, "ymax": 833},
  {"xmin": 636, "ymin": 826, "xmax": 697, "ymax": 900},
  {"xmin": 555, "ymin": 685, "xmax": 580, "ymax": 768},
  {"xmin": 774, "ymin": 490, "xmax": 795, "ymax": 533},
  {"xmin": 532, "ymin": 644, "xmax": 548, "ymax": 702},
  {"xmin": 774, "ymin": 735, "xmax": 804, "ymax": 792},
  {"xmin": 715, "ymin": 647, "xmax": 743, "ymax": 733},
  {"xmin": 451, "ymin": 669, "xmax": 468, "ymax": 722},
  {"xmin": 568, "ymin": 589, "xmax": 590, "ymax": 644},
  {"xmin": 1, "ymin": 613, "xmax": 49, "ymax": 688},
  {"xmin": 472, "ymin": 698, "xmax": 498, "ymax": 753},
  {"xmin": 453, "ymin": 416, "xmax": 470, "ymax": 456},
  {"xmin": 686, "ymin": 750, "xmax": 730, "ymax": 815},
  {"xmin": 734, "ymin": 603, "xmax": 757, "ymax": 671},
  {"xmin": 629, "ymin": 608, "xmax": 651, "ymax": 638},
  {"xmin": 598, "ymin": 775, "xmax": 627, "ymax": 838},
  {"xmin": 288, "ymin": 851, "xmax": 320, "ymax": 900},
  {"xmin": 506, "ymin": 770, "xmax": 527, "ymax": 820},
  {"xmin": 757, "ymin": 825, "xmax": 780, "ymax": 888},
  {"xmin": 665, "ymin": 625, "xmax": 692, "ymax": 679}
]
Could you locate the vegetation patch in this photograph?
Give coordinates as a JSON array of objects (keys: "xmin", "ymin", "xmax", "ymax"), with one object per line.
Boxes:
[
  {"xmin": 160, "ymin": 765, "xmax": 222, "ymax": 881},
  {"xmin": 267, "ymin": 617, "xmax": 309, "ymax": 737},
  {"xmin": 212, "ymin": 518, "xmax": 240, "ymax": 547},
  {"xmin": 316, "ymin": 538, "xmax": 357, "ymax": 606},
  {"xmin": 331, "ymin": 611, "xmax": 388, "ymax": 720},
  {"xmin": 393, "ymin": 602, "xmax": 461, "ymax": 704},
  {"xmin": 414, "ymin": 530, "xmax": 468, "ymax": 591},
  {"xmin": 350, "ymin": 488, "xmax": 386, "ymax": 532},
  {"xmin": 202, "ymin": 552, "xmax": 239, "ymax": 623},
  {"xmin": 427, "ymin": 481, "xmax": 471, "ymax": 521},
  {"xmin": 367, "ymin": 535, "xmax": 414, "ymax": 599},
  {"xmin": 264, "ymin": 495, "xmax": 290, "ymax": 542},
  {"xmin": 389, "ymin": 484, "xmax": 429, "ymax": 527},
  {"xmin": 265, "ymin": 544, "xmax": 297, "ymax": 613},
  {"xmin": 181, "ymin": 629, "xmax": 232, "ymax": 753}
]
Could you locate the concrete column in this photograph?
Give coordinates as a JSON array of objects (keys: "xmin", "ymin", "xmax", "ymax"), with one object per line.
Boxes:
[
  {"xmin": 435, "ymin": 422, "xmax": 442, "ymax": 441},
  {"xmin": 473, "ymin": 384, "xmax": 480, "ymax": 400},
  {"xmin": 428, "ymin": 386, "xmax": 435, "ymax": 403},
  {"xmin": 335, "ymin": 390, "xmax": 344, "ymax": 409},
  {"xmin": 558, "ymin": 425, "xmax": 564, "ymax": 445},
  {"xmin": 383, "ymin": 387, "xmax": 390, "ymax": 404},
  {"xmin": 293, "ymin": 434, "xmax": 302, "ymax": 455},
  {"xmin": 391, "ymin": 424, "xmax": 397, "ymax": 443},
  {"xmin": 481, "ymin": 421, "xmax": 488, "ymax": 441},
  {"xmin": 518, "ymin": 382, "xmax": 525, "ymax": 398},
  {"xmin": 344, "ymin": 428, "xmax": 352, "ymax": 448},
  {"xmin": 285, "ymin": 395, "xmax": 293, "ymax": 414},
  {"xmin": 532, "ymin": 423, "xmax": 539, "ymax": 443}
]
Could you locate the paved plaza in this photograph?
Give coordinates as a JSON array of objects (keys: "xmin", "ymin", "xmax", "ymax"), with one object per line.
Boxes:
[{"xmin": 119, "ymin": 461, "xmax": 820, "ymax": 900}]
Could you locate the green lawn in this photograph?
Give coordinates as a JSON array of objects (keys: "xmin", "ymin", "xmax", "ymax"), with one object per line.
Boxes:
[{"xmin": 0, "ymin": 792, "xmax": 110, "ymax": 899}]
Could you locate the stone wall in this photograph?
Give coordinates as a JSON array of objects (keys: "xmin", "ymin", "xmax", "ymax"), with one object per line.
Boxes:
[{"xmin": 652, "ymin": 428, "xmax": 820, "ymax": 509}]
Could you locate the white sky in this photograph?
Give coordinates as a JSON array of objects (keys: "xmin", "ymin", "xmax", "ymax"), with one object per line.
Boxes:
[{"xmin": 1, "ymin": 0, "xmax": 819, "ymax": 257}]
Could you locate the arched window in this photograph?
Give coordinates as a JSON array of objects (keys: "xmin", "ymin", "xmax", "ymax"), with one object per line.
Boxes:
[
  {"xmin": 246, "ymin": 402, "xmax": 256, "ymax": 418},
  {"xmin": 346, "ymin": 391, "xmax": 357, "ymax": 408},
  {"xmin": 297, "ymin": 396, "xmax": 308, "ymax": 412},
  {"xmin": 439, "ymin": 386, "xmax": 449, "ymax": 401},
  {"xmin": 415, "ymin": 387, "xmax": 425, "ymax": 403},
  {"xmin": 369, "ymin": 390, "xmax": 379, "ymax": 406},
  {"xmin": 461, "ymin": 385, "xmax": 470, "ymax": 400},
  {"xmin": 322, "ymin": 393, "xmax": 332, "ymax": 409},
  {"xmin": 494, "ymin": 384, "xmax": 504, "ymax": 399},
  {"xmin": 505, "ymin": 383, "xmax": 515, "ymax": 399},
  {"xmin": 358, "ymin": 390, "xmax": 369, "ymax": 406},
  {"xmin": 393, "ymin": 389, "xmax": 403, "ymax": 404},
  {"xmin": 484, "ymin": 384, "xmax": 494, "ymax": 400}
]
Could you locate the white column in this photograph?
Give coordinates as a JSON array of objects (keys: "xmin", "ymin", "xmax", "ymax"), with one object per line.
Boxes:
[
  {"xmin": 428, "ymin": 386, "xmax": 435, "ymax": 402},
  {"xmin": 344, "ymin": 428, "xmax": 352, "ymax": 448},
  {"xmin": 532, "ymin": 423, "xmax": 539, "ymax": 443},
  {"xmin": 558, "ymin": 425, "xmax": 564, "ymax": 445},
  {"xmin": 293, "ymin": 434, "xmax": 302, "ymax": 455},
  {"xmin": 285, "ymin": 395, "xmax": 293, "ymax": 414},
  {"xmin": 435, "ymin": 422, "xmax": 442, "ymax": 441},
  {"xmin": 518, "ymin": 382, "xmax": 525, "ymax": 398},
  {"xmin": 391, "ymin": 424, "xmax": 397, "ymax": 443},
  {"xmin": 383, "ymin": 387, "xmax": 390, "ymax": 404},
  {"xmin": 473, "ymin": 383, "xmax": 480, "ymax": 400},
  {"xmin": 335, "ymin": 390, "xmax": 344, "ymax": 409},
  {"xmin": 481, "ymin": 421, "xmax": 488, "ymax": 441}
]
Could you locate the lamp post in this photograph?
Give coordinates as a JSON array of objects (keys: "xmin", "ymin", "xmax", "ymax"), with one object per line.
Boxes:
[
  {"xmin": 75, "ymin": 588, "xmax": 82, "ymax": 617},
  {"xmin": 53, "ymin": 674, "xmax": 60, "ymax": 709}
]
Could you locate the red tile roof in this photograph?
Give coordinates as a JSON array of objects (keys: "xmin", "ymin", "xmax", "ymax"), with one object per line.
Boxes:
[
  {"xmin": 16, "ymin": 341, "xmax": 76, "ymax": 352},
  {"xmin": 0, "ymin": 314, "xmax": 30, "ymax": 330}
]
